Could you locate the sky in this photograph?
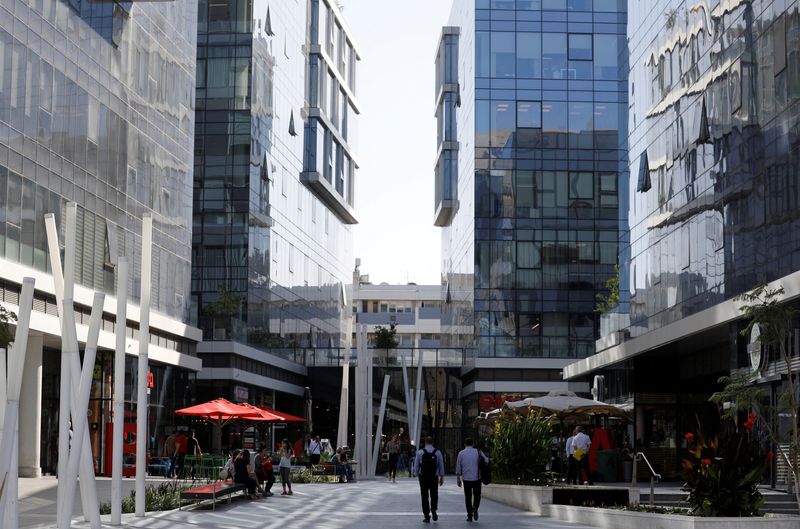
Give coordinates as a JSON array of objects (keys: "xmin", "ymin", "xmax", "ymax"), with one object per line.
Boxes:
[{"xmin": 342, "ymin": 0, "xmax": 453, "ymax": 286}]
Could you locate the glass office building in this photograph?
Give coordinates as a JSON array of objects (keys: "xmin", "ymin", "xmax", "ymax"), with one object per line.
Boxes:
[
  {"xmin": 193, "ymin": 0, "xmax": 358, "ymax": 415},
  {"xmin": 0, "ymin": 0, "xmax": 203, "ymax": 476},
  {"xmin": 565, "ymin": 1, "xmax": 800, "ymax": 484},
  {"xmin": 436, "ymin": 0, "xmax": 628, "ymax": 413}
]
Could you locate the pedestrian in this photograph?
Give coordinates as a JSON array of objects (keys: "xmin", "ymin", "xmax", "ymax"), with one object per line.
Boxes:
[
  {"xmin": 572, "ymin": 425, "xmax": 593, "ymax": 485},
  {"xmin": 175, "ymin": 430, "xmax": 188, "ymax": 478},
  {"xmin": 163, "ymin": 430, "xmax": 178, "ymax": 478},
  {"xmin": 413, "ymin": 435, "xmax": 444, "ymax": 523},
  {"xmin": 565, "ymin": 428, "xmax": 577, "ymax": 485},
  {"xmin": 232, "ymin": 449, "xmax": 258, "ymax": 500},
  {"xmin": 309, "ymin": 435, "xmax": 322, "ymax": 465},
  {"xmin": 278, "ymin": 438, "xmax": 294, "ymax": 495},
  {"xmin": 456, "ymin": 437, "xmax": 489, "ymax": 522},
  {"xmin": 254, "ymin": 444, "xmax": 275, "ymax": 496},
  {"xmin": 386, "ymin": 434, "xmax": 400, "ymax": 483}
]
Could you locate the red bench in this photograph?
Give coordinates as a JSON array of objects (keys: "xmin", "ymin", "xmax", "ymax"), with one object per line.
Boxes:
[{"xmin": 179, "ymin": 480, "xmax": 247, "ymax": 510}]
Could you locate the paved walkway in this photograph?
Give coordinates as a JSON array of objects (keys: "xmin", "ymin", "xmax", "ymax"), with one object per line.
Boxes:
[{"xmin": 20, "ymin": 477, "xmax": 600, "ymax": 529}]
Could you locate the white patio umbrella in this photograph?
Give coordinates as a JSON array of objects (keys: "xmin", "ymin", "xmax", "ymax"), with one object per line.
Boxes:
[{"xmin": 503, "ymin": 390, "xmax": 630, "ymax": 420}]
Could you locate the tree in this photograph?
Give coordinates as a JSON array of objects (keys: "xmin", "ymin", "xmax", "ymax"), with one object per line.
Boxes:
[
  {"xmin": 710, "ymin": 284, "xmax": 799, "ymax": 511},
  {"xmin": 202, "ymin": 286, "xmax": 242, "ymax": 340},
  {"xmin": 373, "ymin": 324, "xmax": 398, "ymax": 349},
  {"xmin": 595, "ymin": 264, "xmax": 620, "ymax": 314},
  {"xmin": 0, "ymin": 305, "xmax": 17, "ymax": 350}
]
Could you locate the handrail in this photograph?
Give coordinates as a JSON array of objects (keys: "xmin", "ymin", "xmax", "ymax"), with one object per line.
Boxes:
[{"xmin": 631, "ymin": 452, "xmax": 662, "ymax": 507}]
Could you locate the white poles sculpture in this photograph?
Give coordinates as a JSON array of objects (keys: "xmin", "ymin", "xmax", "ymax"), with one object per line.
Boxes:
[
  {"xmin": 336, "ymin": 348, "xmax": 350, "ymax": 451},
  {"xmin": 402, "ymin": 353, "xmax": 426, "ymax": 450},
  {"xmin": 135, "ymin": 215, "xmax": 153, "ymax": 517},
  {"xmin": 352, "ymin": 325, "xmax": 391, "ymax": 479},
  {"xmin": 0, "ymin": 278, "xmax": 34, "ymax": 528},
  {"xmin": 111, "ymin": 257, "xmax": 128, "ymax": 526},
  {"xmin": 46, "ymin": 207, "xmax": 101, "ymax": 529}
]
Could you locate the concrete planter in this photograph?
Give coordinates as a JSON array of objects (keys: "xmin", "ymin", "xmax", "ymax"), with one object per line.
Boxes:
[{"xmin": 483, "ymin": 484, "xmax": 800, "ymax": 529}]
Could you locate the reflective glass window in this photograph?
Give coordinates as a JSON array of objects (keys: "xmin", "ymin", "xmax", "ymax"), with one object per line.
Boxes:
[
  {"xmin": 542, "ymin": 34, "xmax": 567, "ymax": 79},
  {"xmin": 490, "ymin": 100, "xmax": 515, "ymax": 147},
  {"xmin": 491, "ymin": 32, "xmax": 515, "ymax": 78},
  {"xmin": 516, "ymin": 32, "xmax": 541, "ymax": 78},
  {"xmin": 517, "ymin": 101, "xmax": 541, "ymax": 128},
  {"xmin": 568, "ymin": 34, "xmax": 592, "ymax": 61},
  {"xmin": 477, "ymin": 31, "xmax": 490, "ymax": 78}
]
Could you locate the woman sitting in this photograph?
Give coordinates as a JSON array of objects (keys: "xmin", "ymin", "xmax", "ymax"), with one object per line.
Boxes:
[{"xmin": 233, "ymin": 449, "xmax": 258, "ymax": 500}]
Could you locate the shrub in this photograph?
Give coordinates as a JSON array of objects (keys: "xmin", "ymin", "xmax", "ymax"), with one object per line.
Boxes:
[
  {"xmin": 289, "ymin": 467, "xmax": 326, "ymax": 484},
  {"xmin": 681, "ymin": 417, "xmax": 769, "ymax": 517},
  {"xmin": 99, "ymin": 482, "xmax": 183, "ymax": 514},
  {"xmin": 488, "ymin": 411, "xmax": 554, "ymax": 485}
]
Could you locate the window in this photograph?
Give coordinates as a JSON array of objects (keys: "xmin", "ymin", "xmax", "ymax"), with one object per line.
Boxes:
[
  {"xmin": 491, "ymin": 32, "xmax": 515, "ymax": 78},
  {"xmin": 476, "ymin": 31, "xmax": 490, "ymax": 77},
  {"xmin": 542, "ymin": 34, "xmax": 567, "ymax": 79},
  {"xmin": 568, "ymin": 172, "xmax": 593, "ymax": 203},
  {"xmin": 517, "ymin": 241, "xmax": 541, "ymax": 268},
  {"xmin": 516, "ymin": 171, "xmax": 536, "ymax": 208},
  {"xmin": 569, "ymin": 34, "xmax": 592, "ymax": 61},
  {"xmin": 490, "ymin": 100, "xmax": 514, "ymax": 147},
  {"xmin": 598, "ymin": 173, "xmax": 618, "ymax": 207},
  {"xmin": 517, "ymin": 101, "xmax": 541, "ymax": 128},
  {"xmin": 516, "ymin": 33, "xmax": 541, "ymax": 78},
  {"xmin": 593, "ymin": 34, "xmax": 620, "ymax": 80},
  {"xmin": 542, "ymin": 101, "xmax": 567, "ymax": 132}
]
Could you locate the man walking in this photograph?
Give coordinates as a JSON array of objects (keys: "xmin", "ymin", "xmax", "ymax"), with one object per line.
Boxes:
[
  {"xmin": 456, "ymin": 438, "xmax": 489, "ymax": 522},
  {"xmin": 572, "ymin": 425, "xmax": 593, "ymax": 485},
  {"xmin": 309, "ymin": 435, "xmax": 322, "ymax": 465},
  {"xmin": 565, "ymin": 427, "xmax": 577, "ymax": 485},
  {"xmin": 414, "ymin": 436, "xmax": 444, "ymax": 523},
  {"xmin": 164, "ymin": 430, "xmax": 178, "ymax": 479}
]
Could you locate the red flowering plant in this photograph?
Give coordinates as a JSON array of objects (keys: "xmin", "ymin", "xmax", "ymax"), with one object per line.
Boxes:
[{"xmin": 681, "ymin": 418, "xmax": 769, "ymax": 517}]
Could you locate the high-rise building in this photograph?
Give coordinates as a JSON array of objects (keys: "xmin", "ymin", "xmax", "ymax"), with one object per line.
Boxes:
[
  {"xmin": 192, "ymin": 0, "xmax": 359, "ymax": 417},
  {"xmin": 565, "ymin": 1, "xmax": 800, "ymax": 485},
  {"xmin": 0, "ymin": 0, "xmax": 202, "ymax": 476},
  {"xmin": 436, "ymin": 0, "xmax": 628, "ymax": 417}
]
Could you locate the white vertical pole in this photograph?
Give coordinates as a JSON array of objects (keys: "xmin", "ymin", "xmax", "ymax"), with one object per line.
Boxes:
[
  {"xmin": 59, "ymin": 294, "xmax": 104, "ymax": 529},
  {"xmin": 353, "ymin": 331, "xmax": 362, "ymax": 478},
  {"xmin": 371, "ymin": 375, "xmax": 390, "ymax": 478},
  {"xmin": 136, "ymin": 216, "xmax": 153, "ymax": 517},
  {"xmin": 0, "ymin": 278, "xmax": 35, "ymax": 528},
  {"xmin": 401, "ymin": 355, "xmax": 413, "ymax": 433},
  {"xmin": 336, "ymin": 348, "xmax": 350, "ymax": 450},
  {"xmin": 111, "ymin": 258, "xmax": 128, "ymax": 525},
  {"xmin": 415, "ymin": 390, "xmax": 426, "ymax": 454},
  {"xmin": 46, "ymin": 209, "xmax": 101, "ymax": 529},
  {"xmin": 412, "ymin": 358, "xmax": 424, "ymax": 447},
  {"xmin": 366, "ymin": 328, "xmax": 373, "ymax": 477},
  {"xmin": 0, "ymin": 348, "xmax": 6, "ymax": 524}
]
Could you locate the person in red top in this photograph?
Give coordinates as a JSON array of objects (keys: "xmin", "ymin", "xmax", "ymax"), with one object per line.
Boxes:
[{"xmin": 175, "ymin": 431, "xmax": 188, "ymax": 478}]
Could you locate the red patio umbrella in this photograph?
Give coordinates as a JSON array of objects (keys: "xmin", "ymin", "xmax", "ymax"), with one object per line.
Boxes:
[
  {"xmin": 237, "ymin": 403, "xmax": 285, "ymax": 422},
  {"xmin": 256, "ymin": 405, "xmax": 306, "ymax": 423},
  {"xmin": 175, "ymin": 398, "xmax": 262, "ymax": 427}
]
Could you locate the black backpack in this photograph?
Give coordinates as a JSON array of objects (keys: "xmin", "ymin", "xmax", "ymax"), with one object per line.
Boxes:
[
  {"xmin": 420, "ymin": 449, "xmax": 439, "ymax": 478},
  {"xmin": 479, "ymin": 450, "xmax": 492, "ymax": 485}
]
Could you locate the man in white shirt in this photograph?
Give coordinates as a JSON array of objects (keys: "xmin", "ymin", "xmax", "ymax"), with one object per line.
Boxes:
[
  {"xmin": 308, "ymin": 435, "xmax": 322, "ymax": 465},
  {"xmin": 572, "ymin": 426, "xmax": 593, "ymax": 485},
  {"xmin": 565, "ymin": 429, "xmax": 577, "ymax": 484},
  {"xmin": 456, "ymin": 438, "xmax": 489, "ymax": 522}
]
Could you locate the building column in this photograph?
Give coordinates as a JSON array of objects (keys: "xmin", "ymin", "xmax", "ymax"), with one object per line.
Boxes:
[{"xmin": 19, "ymin": 333, "xmax": 43, "ymax": 478}]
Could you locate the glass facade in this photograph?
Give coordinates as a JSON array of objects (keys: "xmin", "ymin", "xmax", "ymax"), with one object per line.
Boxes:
[
  {"xmin": 0, "ymin": 0, "xmax": 197, "ymax": 322},
  {"xmin": 439, "ymin": 0, "xmax": 628, "ymax": 362},
  {"xmin": 606, "ymin": 0, "xmax": 800, "ymax": 342},
  {"xmin": 192, "ymin": 0, "xmax": 356, "ymax": 357}
]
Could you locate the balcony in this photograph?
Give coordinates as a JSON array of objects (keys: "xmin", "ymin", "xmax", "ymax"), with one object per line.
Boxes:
[
  {"xmin": 356, "ymin": 312, "xmax": 415, "ymax": 326},
  {"xmin": 300, "ymin": 170, "xmax": 358, "ymax": 224},
  {"xmin": 418, "ymin": 307, "xmax": 441, "ymax": 320}
]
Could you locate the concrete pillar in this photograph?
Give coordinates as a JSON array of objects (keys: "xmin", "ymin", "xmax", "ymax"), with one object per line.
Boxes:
[{"xmin": 19, "ymin": 333, "xmax": 43, "ymax": 478}]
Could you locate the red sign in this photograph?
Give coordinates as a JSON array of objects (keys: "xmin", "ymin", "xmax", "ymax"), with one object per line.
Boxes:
[
  {"xmin": 147, "ymin": 371, "xmax": 154, "ymax": 388},
  {"xmin": 478, "ymin": 393, "xmax": 523, "ymax": 412}
]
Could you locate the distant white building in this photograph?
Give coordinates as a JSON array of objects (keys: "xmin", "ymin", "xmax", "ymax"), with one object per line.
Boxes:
[{"xmin": 349, "ymin": 260, "xmax": 442, "ymax": 348}]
